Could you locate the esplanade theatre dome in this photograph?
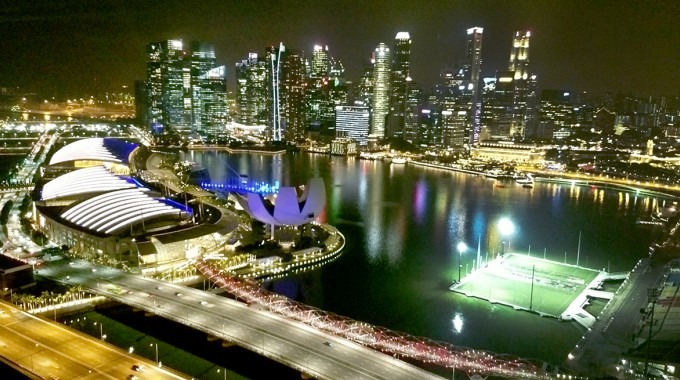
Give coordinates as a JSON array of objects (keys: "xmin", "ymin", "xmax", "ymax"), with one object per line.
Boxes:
[{"xmin": 34, "ymin": 137, "xmax": 208, "ymax": 269}]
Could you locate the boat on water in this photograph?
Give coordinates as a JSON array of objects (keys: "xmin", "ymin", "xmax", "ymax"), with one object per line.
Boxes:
[
  {"xmin": 515, "ymin": 173, "xmax": 534, "ymax": 188},
  {"xmin": 391, "ymin": 157, "xmax": 407, "ymax": 165}
]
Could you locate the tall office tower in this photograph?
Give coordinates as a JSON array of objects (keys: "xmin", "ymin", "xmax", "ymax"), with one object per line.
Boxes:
[
  {"xmin": 356, "ymin": 60, "xmax": 375, "ymax": 107},
  {"xmin": 235, "ymin": 53, "xmax": 268, "ymax": 126},
  {"xmin": 464, "ymin": 27, "xmax": 483, "ymax": 146},
  {"xmin": 387, "ymin": 32, "xmax": 412, "ymax": 139},
  {"xmin": 417, "ymin": 103, "xmax": 441, "ymax": 148},
  {"xmin": 508, "ymin": 31, "xmax": 531, "ymax": 138},
  {"xmin": 485, "ymin": 71, "xmax": 515, "ymax": 139},
  {"xmin": 306, "ymin": 45, "xmax": 331, "ymax": 134},
  {"xmin": 280, "ymin": 48, "xmax": 307, "ymax": 142},
  {"xmin": 328, "ymin": 58, "xmax": 347, "ymax": 107},
  {"xmin": 523, "ymin": 74, "xmax": 539, "ymax": 139},
  {"xmin": 369, "ymin": 43, "xmax": 391, "ymax": 139},
  {"xmin": 403, "ymin": 79, "xmax": 422, "ymax": 144},
  {"xmin": 509, "ymin": 31, "xmax": 530, "ymax": 80},
  {"xmin": 335, "ymin": 105, "xmax": 370, "ymax": 145},
  {"xmin": 265, "ymin": 43, "xmax": 285, "ymax": 141},
  {"xmin": 436, "ymin": 68, "xmax": 469, "ymax": 150},
  {"xmin": 311, "ymin": 45, "xmax": 329, "ymax": 77},
  {"xmin": 305, "ymin": 44, "xmax": 343, "ymax": 138},
  {"xmin": 146, "ymin": 39, "xmax": 191, "ymax": 136},
  {"xmin": 190, "ymin": 42, "xmax": 227, "ymax": 136},
  {"xmin": 195, "ymin": 66, "xmax": 227, "ymax": 136},
  {"xmin": 539, "ymin": 89, "xmax": 576, "ymax": 141}
]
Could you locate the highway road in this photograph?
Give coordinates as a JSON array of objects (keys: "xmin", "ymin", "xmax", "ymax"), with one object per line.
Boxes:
[
  {"xmin": 0, "ymin": 300, "xmax": 187, "ymax": 380},
  {"xmin": 39, "ymin": 260, "xmax": 444, "ymax": 380}
]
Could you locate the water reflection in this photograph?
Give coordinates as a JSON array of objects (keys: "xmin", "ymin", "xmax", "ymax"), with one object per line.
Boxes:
[
  {"xmin": 452, "ymin": 313, "xmax": 464, "ymax": 334},
  {"xmin": 182, "ymin": 151, "xmax": 664, "ymax": 365}
]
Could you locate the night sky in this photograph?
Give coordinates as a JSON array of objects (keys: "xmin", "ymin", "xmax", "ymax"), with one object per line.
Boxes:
[{"xmin": 1, "ymin": 0, "xmax": 679, "ymax": 98}]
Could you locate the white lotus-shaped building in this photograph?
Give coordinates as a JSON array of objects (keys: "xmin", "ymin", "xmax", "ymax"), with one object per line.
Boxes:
[{"xmin": 237, "ymin": 177, "xmax": 326, "ymax": 226}]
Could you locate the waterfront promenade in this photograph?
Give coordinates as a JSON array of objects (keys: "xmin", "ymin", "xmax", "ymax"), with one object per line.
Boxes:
[{"xmin": 563, "ymin": 257, "xmax": 671, "ymax": 376}]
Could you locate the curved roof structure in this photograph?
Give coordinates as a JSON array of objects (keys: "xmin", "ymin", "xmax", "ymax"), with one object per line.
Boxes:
[
  {"xmin": 238, "ymin": 177, "xmax": 326, "ymax": 226},
  {"xmin": 61, "ymin": 188, "xmax": 185, "ymax": 235},
  {"xmin": 49, "ymin": 137, "xmax": 138, "ymax": 166},
  {"xmin": 41, "ymin": 166, "xmax": 139, "ymax": 201}
]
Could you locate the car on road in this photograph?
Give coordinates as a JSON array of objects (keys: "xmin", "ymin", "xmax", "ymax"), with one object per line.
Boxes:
[{"xmin": 131, "ymin": 364, "xmax": 145, "ymax": 372}]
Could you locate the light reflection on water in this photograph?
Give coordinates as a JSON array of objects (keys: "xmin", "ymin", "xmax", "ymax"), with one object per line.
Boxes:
[{"xmin": 182, "ymin": 151, "xmax": 666, "ymax": 366}]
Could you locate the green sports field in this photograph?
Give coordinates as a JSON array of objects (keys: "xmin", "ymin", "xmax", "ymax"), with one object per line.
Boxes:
[{"xmin": 453, "ymin": 253, "xmax": 601, "ymax": 317}]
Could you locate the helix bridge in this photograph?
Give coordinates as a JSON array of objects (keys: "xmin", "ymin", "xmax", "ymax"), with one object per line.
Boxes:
[{"xmin": 195, "ymin": 259, "xmax": 556, "ymax": 379}]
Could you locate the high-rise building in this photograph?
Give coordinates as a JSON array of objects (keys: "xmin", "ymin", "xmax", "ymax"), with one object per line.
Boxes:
[
  {"xmin": 403, "ymin": 79, "xmax": 422, "ymax": 144},
  {"xmin": 387, "ymin": 32, "xmax": 412, "ymax": 139},
  {"xmin": 265, "ymin": 43, "xmax": 285, "ymax": 141},
  {"xmin": 436, "ymin": 67, "xmax": 470, "ymax": 150},
  {"xmin": 539, "ymin": 89, "xmax": 575, "ymax": 140},
  {"xmin": 190, "ymin": 42, "xmax": 227, "ymax": 136},
  {"xmin": 465, "ymin": 27, "xmax": 483, "ymax": 146},
  {"xmin": 235, "ymin": 53, "xmax": 268, "ymax": 126},
  {"xmin": 485, "ymin": 71, "xmax": 515, "ymax": 139},
  {"xmin": 280, "ymin": 48, "xmax": 307, "ymax": 141},
  {"xmin": 508, "ymin": 31, "xmax": 531, "ymax": 138},
  {"xmin": 144, "ymin": 39, "xmax": 227, "ymax": 138},
  {"xmin": 370, "ymin": 43, "xmax": 391, "ymax": 139},
  {"xmin": 509, "ymin": 31, "xmax": 530, "ymax": 81},
  {"xmin": 335, "ymin": 105, "xmax": 370, "ymax": 145},
  {"xmin": 356, "ymin": 60, "xmax": 375, "ymax": 107},
  {"xmin": 305, "ymin": 44, "xmax": 336, "ymax": 137},
  {"xmin": 146, "ymin": 39, "xmax": 191, "ymax": 136}
]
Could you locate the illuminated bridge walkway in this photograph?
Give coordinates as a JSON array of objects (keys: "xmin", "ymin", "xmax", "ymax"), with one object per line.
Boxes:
[
  {"xmin": 38, "ymin": 261, "xmax": 444, "ymax": 380},
  {"xmin": 196, "ymin": 260, "xmax": 555, "ymax": 379},
  {"xmin": 199, "ymin": 178, "xmax": 280, "ymax": 195}
]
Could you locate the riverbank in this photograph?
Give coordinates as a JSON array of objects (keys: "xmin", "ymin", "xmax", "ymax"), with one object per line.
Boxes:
[{"xmin": 409, "ymin": 159, "xmax": 680, "ymax": 199}]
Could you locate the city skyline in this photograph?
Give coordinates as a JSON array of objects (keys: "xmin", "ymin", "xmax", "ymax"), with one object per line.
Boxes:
[{"xmin": 1, "ymin": 0, "xmax": 679, "ymax": 97}]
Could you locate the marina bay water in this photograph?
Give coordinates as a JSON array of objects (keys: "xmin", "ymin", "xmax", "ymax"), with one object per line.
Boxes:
[{"xmin": 181, "ymin": 150, "xmax": 666, "ymax": 367}]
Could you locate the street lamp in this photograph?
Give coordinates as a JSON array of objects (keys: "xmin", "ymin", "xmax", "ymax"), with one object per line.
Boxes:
[
  {"xmin": 456, "ymin": 242, "xmax": 467, "ymax": 283},
  {"xmin": 93, "ymin": 322, "xmax": 105, "ymax": 340},
  {"xmin": 498, "ymin": 217, "xmax": 515, "ymax": 255},
  {"xmin": 217, "ymin": 368, "xmax": 227, "ymax": 380},
  {"xmin": 150, "ymin": 343, "xmax": 159, "ymax": 366}
]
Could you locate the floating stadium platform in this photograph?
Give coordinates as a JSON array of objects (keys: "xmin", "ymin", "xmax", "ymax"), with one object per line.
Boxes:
[{"xmin": 451, "ymin": 253, "xmax": 627, "ymax": 328}]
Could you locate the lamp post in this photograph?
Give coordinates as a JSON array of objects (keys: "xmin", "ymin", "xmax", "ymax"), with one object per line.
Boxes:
[
  {"xmin": 456, "ymin": 242, "xmax": 467, "ymax": 283},
  {"xmin": 149, "ymin": 343, "xmax": 161, "ymax": 367},
  {"xmin": 498, "ymin": 218, "xmax": 515, "ymax": 256},
  {"xmin": 217, "ymin": 368, "xmax": 227, "ymax": 380},
  {"xmin": 93, "ymin": 322, "xmax": 105, "ymax": 340},
  {"xmin": 150, "ymin": 342, "xmax": 159, "ymax": 366}
]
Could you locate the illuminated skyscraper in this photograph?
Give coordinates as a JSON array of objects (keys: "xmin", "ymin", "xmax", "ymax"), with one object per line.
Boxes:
[
  {"xmin": 235, "ymin": 53, "xmax": 268, "ymax": 126},
  {"xmin": 335, "ymin": 105, "xmax": 370, "ymax": 145},
  {"xmin": 146, "ymin": 39, "xmax": 191, "ymax": 136},
  {"xmin": 190, "ymin": 42, "xmax": 227, "ymax": 136},
  {"xmin": 370, "ymin": 43, "xmax": 391, "ymax": 139},
  {"xmin": 403, "ymin": 78, "xmax": 422, "ymax": 144},
  {"xmin": 280, "ymin": 48, "xmax": 306, "ymax": 141},
  {"xmin": 311, "ymin": 45, "xmax": 329, "ymax": 78},
  {"xmin": 465, "ymin": 27, "xmax": 483, "ymax": 146},
  {"xmin": 306, "ymin": 44, "xmax": 343, "ymax": 138},
  {"xmin": 387, "ymin": 32, "xmax": 411, "ymax": 139},
  {"xmin": 509, "ymin": 31, "xmax": 530, "ymax": 81},
  {"xmin": 265, "ymin": 43, "xmax": 285, "ymax": 141},
  {"xmin": 145, "ymin": 39, "xmax": 226, "ymax": 138},
  {"xmin": 508, "ymin": 30, "xmax": 531, "ymax": 138}
]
